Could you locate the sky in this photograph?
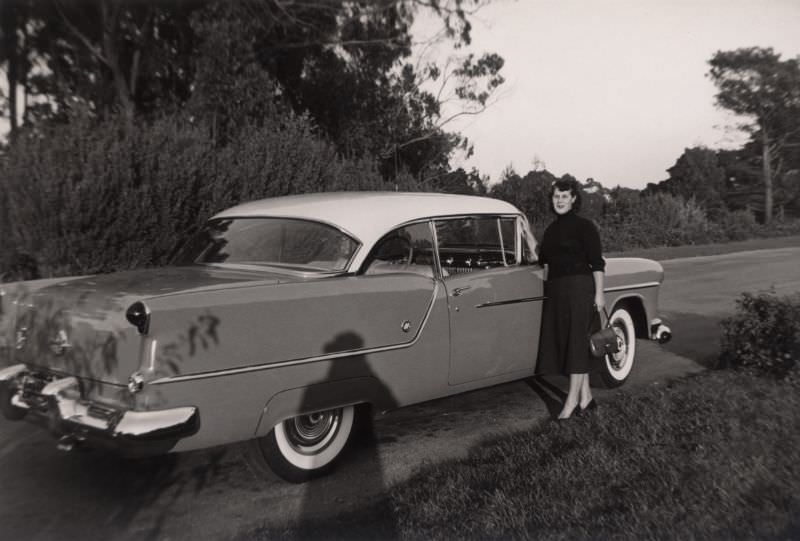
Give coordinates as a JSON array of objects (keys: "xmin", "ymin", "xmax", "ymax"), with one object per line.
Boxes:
[{"xmin": 414, "ymin": 0, "xmax": 800, "ymax": 190}]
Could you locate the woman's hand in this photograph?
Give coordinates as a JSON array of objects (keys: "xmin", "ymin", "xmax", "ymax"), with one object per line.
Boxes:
[
  {"xmin": 594, "ymin": 291, "xmax": 606, "ymax": 311},
  {"xmin": 592, "ymin": 271, "xmax": 605, "ymax": 312}
]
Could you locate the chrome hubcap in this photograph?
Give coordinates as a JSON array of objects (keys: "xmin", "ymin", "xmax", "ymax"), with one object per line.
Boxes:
[
  {"xmin": 284, "ymin": 409, "xmax": 342, "ymax": 453},
  {"xmin": 609, "ymin": 325, "xmax": 628, "ymax": 370}
]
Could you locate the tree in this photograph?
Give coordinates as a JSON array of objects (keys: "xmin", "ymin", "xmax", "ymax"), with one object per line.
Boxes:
[
  {"xmin": 708, "ymin": 47, "xmax": 800, "ymax": 223},
  {"xmin": 489, "ymin": 167, "xmax": 557, "ymax": 234},
  {"xmin": 214, "ymin": 0, "xmax": 504, "ymax": 180},
  {"xmin": 424, "ymin": 167, "xmax": 487, "ymax": 194},
  {"xmin": 644, "ymin": 147, "xmax": 727, "ymax": 219},
  {"xmin": 3, "ymin": 1, "xmax": 504, "ymax": 182}
]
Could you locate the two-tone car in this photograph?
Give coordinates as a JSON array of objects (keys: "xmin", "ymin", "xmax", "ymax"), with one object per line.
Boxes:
[{"xmin": 0, "ymin": 192, "xmax": 671, "ymax": 482}]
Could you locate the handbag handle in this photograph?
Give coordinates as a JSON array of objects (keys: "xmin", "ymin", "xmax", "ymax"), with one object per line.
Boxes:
[{"xmin": 598, "ymin": 306, "xmax": 612, "ymax": 328}]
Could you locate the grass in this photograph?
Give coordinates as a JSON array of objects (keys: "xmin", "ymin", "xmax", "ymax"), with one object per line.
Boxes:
[
  {"xmin": 249, "ymin": 370, "xmax": 800, "ymax": 540},
  {"xmin": 608, "ymin": 234, "xmax": 800, "ymax": 261}
]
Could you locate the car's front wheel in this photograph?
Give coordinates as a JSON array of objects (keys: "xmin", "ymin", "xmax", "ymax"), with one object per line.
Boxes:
[
  {"xmin": 600, "ymin": 307, "xmax": 637, "ymax": 388},
  {"xmin": 242, "ymin": 405, "xmax": 355, "ymax": 483}
]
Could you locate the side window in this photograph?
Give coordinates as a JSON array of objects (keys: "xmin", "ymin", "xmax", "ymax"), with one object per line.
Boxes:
[
  {"xmin": 363, "ymin": 222, "xmax": 435, "ymax": 277},
  {"xmin": 436, "ymin": 216, "xmax": 512, "ymax": 277}
]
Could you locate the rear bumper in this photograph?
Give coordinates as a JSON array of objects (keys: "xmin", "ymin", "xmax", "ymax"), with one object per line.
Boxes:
[{"xmin": 0, "ymin": 364, "xmax": 199, "ymax": 456}]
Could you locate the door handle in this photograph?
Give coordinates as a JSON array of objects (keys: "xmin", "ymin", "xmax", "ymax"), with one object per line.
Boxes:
[{"xmin": 452, "ymin": 286, "xmax": 471, "ymax": 297}]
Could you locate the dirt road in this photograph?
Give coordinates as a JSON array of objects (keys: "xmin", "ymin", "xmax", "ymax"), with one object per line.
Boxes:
[{"xmin": 1, "ymin": 245, "xmax": 798, "ymax": 540}]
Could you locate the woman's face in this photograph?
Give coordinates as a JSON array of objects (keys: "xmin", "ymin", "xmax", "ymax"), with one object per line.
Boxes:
[{"xmin": 552, "ymin": 188, "xmax": 576, "ymax": 215}]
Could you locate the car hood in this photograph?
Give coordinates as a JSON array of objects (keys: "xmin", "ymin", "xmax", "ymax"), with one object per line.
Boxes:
[{"xmin": 2, "ymin": 265, "xmax": 300, "ymax": 385}]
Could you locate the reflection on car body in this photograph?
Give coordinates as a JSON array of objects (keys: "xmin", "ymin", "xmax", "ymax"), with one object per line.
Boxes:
[{"xmin": 0, "ymin": 192, "xmax": 671, "ymax": 482}]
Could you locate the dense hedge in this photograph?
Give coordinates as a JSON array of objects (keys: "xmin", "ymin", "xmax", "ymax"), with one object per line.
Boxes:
[
  {"xmin": 2, "ymin": 115, "xmax": 800, "ymax": 280},
  {"xmin": 599, "ymin": 192, "xmax": 713, "ymax": 251},
  {"xmin": 0, "ymin": 114, "xmax": 415, "ymax": 279},
  {"xmin": 719, "ymin": 291, "xmax": 800, "ymax": 379}
]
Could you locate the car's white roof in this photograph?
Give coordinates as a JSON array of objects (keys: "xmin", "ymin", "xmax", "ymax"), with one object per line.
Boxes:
[{"xmin": 213, "ymin": 191, "xmax": 523, "ymax": 270}]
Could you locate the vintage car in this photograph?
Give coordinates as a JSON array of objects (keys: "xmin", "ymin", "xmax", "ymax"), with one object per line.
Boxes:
[{"xmin": 0, "ymin": 192, "xmax": 671, "ymax": 482}]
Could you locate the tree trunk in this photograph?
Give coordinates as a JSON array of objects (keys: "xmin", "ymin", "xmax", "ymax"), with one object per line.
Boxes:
[
  {"xmin": 1, "ymin": 0, "xmax": 19, "ymax": 138},
  {"xmin": 761, "ymin": 128, "xmax": 774, "ymax": 224},
  {"xmin": 101, "ymin": 0, "xmax": 135, "ymax": 124}
]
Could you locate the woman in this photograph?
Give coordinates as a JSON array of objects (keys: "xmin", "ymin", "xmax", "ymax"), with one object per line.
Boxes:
[{"xmin": 536, "ymin": 178, "xmax": 606, "ymax": 420}]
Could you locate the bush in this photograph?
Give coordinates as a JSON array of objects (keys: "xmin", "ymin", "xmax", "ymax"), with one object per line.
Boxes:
[
  {"xmin": 719, "ymin": 291, "xmax": 800, "ymax": 379},
  {"xmin": 599, "ymin": 192, "xmax": 714, "ymax": 250},
  {"xmin": 712, "ymin": 208, "xmax": 759, "ymax": 241},
  {"xmin": 0, "ymin": 113, "xmax": 414, "ymax": 278},
  {"xmin": 759, "ymin": 217, "xmax": 800, "ymax": 238}
]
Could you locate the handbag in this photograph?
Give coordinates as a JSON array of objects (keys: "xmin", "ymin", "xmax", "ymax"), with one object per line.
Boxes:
[{"xmin": 589, "ymin": 307, "xmax": 620, "ymax": 358}]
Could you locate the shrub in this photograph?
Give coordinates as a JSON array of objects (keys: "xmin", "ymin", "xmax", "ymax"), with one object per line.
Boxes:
[
  {"xmin": 599, "ymin": 192, "xmax": 713, "ymax": 250},
  {"xmin": 714, "ymin": 208, "xmax": 759, "ymax": 241},
  {"xmin": 759, "ymin": 217, "xmax": 800, "ymax": 238},
  {"xmin": 719, "ymin": 291, "xmax": 800, "ymax": 379},
  {"xmin": 0, "ymin": 113, "xmax": 412, "ymax": 278}
]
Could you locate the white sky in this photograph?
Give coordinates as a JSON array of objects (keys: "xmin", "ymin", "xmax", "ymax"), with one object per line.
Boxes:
[{"xmin": 415, "ymin": 0, "xmax": 800, "ymax": 189}]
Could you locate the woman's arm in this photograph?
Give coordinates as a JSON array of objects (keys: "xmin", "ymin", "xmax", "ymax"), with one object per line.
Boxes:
[{"xmin": 593, "ymin": 270, "xmax": 605, "ymax": 312}]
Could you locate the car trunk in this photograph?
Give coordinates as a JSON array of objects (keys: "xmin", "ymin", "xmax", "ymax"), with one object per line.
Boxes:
[{"xmin": 5, "ymin": 265, "xmax": 288, "ymax": 385}]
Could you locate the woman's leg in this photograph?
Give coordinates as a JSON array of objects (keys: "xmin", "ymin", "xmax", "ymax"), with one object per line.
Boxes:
[
  {"xmin": 579, "ymin": 373, "xmax": 593, "ymax": 409},
  {"xmin": 558, "ymin": 373, "xmax": 583, "ymax": 419}
]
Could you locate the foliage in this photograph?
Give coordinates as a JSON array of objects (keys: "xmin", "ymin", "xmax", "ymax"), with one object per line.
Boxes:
[
  {"xmin": 423, "ymin": 167, "xmax": 488, "ymax": 194},
  {"xmin": 592, "ymin": 192, "xmax": 710, "ymax": 250},
  {"xmin": 708, "ymin": 47, "xmax": 800, "ymax": 223},
  {"xmin": 0, "ymin": 0, "xmax": 505, "ymax": 183},
  {"xmin": 720, "ymin": 291, "xmax": 800, "ymax": 379},
  {"xmin": 644, "ymin": 146, "xmax": 728, "ymax": 219},
  {"xmin": 0, "ymin": 112, "xmax": 411, "ymax": 279},
  {"xmin": 488, "ymin": 168, "xmax": 558, "ymax": 237},
  {"xmin": 712, "ymin": 207, "xmax": 759, "ymax": 241}
]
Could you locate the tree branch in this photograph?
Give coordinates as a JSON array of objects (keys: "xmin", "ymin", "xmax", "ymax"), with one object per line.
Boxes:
[{"xmin": 54, "ymin": 0, "xmax": 108, "ymax": 65}]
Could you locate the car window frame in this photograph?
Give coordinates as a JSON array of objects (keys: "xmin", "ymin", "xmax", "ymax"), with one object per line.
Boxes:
[
  {"xmin": 432, "ymin": 214, "xmax": 525, "ymax": 279},
  {"xmin": 358, "ymin": 219, "xmax": 439, "ymax": 278}
]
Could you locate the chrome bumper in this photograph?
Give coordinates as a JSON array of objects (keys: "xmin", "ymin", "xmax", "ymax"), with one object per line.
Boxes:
[{"xmin": 0, "ymin": 364, "xmax": 199, "ymax": 456}]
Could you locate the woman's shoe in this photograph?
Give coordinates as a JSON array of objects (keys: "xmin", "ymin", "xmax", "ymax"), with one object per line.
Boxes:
[{"xmin": 579, "ymin": 399, "xmax": 598, "ymax": 414}]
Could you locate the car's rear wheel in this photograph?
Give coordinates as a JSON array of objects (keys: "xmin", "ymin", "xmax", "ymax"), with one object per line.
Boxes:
[
  {"xmin": 600, "ymin": 307, "xmax": 636, "ymax": 388},
  {"xmin": 242, "ymin": 405, "xmax": 355, "ymax": 483}
]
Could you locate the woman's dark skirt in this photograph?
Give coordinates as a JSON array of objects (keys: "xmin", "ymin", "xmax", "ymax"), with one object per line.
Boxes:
[{"xmin": 536, "ymin": 273, "xmax": 598, "ymax": 375}]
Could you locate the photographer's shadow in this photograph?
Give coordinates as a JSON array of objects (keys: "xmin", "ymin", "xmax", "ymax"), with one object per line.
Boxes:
[{"xmin": 295, "ymin": 331, "xmax": 399, "ymax": 539}]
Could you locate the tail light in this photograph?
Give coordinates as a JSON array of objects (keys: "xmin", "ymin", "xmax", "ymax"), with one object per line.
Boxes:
[{"xmin": 125, "ymin": 302, "xmax": 150, "ymax": 335}]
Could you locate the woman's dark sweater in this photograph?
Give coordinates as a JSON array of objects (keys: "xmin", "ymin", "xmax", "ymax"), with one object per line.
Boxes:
[{"xmin": 538, "ymin": 211, "xmax": 605, "ymax": 280}]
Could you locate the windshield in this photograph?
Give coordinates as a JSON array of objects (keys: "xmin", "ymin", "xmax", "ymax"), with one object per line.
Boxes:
[{"xmin": 173, "ymin": 218, "xmax": 359, "ymax": 272}]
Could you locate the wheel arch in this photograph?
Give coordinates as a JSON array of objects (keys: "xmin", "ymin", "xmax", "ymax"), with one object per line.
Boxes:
[
  {"xmin": 253, "ymin": 376, "xmax": 393, "ymax": 438},
  {"xmin": 610, "ymin": 294, "xmax": 648, "ymax": 339}
]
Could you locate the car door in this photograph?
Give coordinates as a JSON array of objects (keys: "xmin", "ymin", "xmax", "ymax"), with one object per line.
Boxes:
[{"xmin": 436, "ymin": 215, "xmax": 545, "ymax": 385}]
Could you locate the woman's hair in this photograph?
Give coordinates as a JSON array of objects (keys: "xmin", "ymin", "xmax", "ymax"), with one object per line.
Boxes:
[{"xmin": 549, "ymin": 177, "xmax": 583, "ymax": 213}]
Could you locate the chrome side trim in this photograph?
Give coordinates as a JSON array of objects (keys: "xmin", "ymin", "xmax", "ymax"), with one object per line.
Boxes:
[
  {"xmin": 151, "ymin": 281, "xmax": 442, "ymax": 385},
  {"xmin": 604, "ymin": 281, "xmax": 660, "ymax": 293},
  {"xmin": 476, "ymin": 296, "xmax": 546, "ymax": 309},
  {"xmin": 470, "ymin": 280, "xmax": 658, "ymax": 308}
]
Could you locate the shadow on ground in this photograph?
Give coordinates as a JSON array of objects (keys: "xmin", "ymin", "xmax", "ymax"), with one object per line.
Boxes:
[{"xmin": 0, "ymin": 437, "xmax": 232, "ymax": 541}]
